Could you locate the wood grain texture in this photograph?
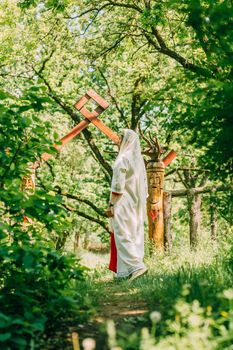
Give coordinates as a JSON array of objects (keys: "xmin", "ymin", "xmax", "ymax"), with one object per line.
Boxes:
[
  {"xmin": 86, "ymin": 89, "xmax": 110, "ymax": 109},
  {"xmin": 162, "ymin": 150, "xmax": 177, "ymax": 167},
  {"xmin": 147, "ymin": 161, "xmax": 165, "ymax": 249},
  {"xmin": 79, "ymin": 106, "xmax": 120, "ymax": 144}
]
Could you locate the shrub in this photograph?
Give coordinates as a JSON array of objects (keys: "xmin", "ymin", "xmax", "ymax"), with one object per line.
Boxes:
[{"xmin": 0, "ymin": 87, "xmax": 87, "ymax": 349}]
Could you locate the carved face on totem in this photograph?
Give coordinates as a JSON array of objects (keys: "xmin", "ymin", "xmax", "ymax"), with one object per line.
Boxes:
[{"xmin": 149, "ymin": 173, "xmax": 162, "ymax": 201}]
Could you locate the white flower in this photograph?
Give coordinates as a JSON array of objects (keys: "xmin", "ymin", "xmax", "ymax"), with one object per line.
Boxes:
[
  {"xmin": 223, "ymin": 289, "xmax": 233, "ymax": 300},
  {"xmin": 150, "ymin": 311, "xmax": 162, "ymax": 323},
  {"xmin": 82, "ymin": 338, "xmax": 96, "ymax": 350}
]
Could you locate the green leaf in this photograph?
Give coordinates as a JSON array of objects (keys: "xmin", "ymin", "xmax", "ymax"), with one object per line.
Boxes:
[
  {"xmin": 12, "ymin": 337, "xmax": 27, "ymax": 346},
  {"xmin": 31, "ymin": 320, "xmax": 45, "ymax": 331},
  {"xmin": 0, "ymin": 313, "xmax": 11, "ymax": 328},
  {"xmin": 0, "ymin": 333, "xmax": 11, "ymax": 341},
  {"xmin": 0, "ymin": 90, "xmax": 10, "ymax": 100},
  {"xmin": 10, "ymin": 163, "xmax": 15, "ymax": 170},
  {"xmin": 18, "ymin": 105, "xmax": 33, "ymax": 112},
  {"xmin": 23, "ymin": 254, "xmax": 35, "ymax": 269}
]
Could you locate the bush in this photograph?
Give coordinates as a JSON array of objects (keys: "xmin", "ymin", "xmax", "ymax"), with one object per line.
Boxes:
[
  {"xmin": 0, "ymin": 242, "xmax": 86, "ymax": 349},
  {"xmin": 0, "ymin": 87, "xmax": 87, "ymax": 349}
]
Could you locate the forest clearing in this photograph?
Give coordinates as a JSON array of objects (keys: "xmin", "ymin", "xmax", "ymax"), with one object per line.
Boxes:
[{"xmin": 0, "ymin": 1, "xmax": 232, "ymax": 349}]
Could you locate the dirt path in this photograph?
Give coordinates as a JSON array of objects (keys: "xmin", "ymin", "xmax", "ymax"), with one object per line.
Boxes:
[
  {"xmin": 43, "ymin": 251, "xmax": 150, "ymax": 350},
  {"xmin": 73, "ymin": 277, "xmax": 149, "ymax": 350},
  {"xmin": 96, "ymin": 283, "xmax": 148, "ymax": 320}
]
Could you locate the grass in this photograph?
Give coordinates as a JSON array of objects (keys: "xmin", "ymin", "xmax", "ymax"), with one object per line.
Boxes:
[{"xmin": 75, "ymin": 233, "xmax": 233, "ymax": 349}]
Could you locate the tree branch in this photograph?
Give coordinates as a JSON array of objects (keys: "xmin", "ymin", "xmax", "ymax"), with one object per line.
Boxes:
[
  {"xmin": 94, "ymin": 34, "xmax": 128, "ymax": 60},
  {"xmin": 177, "ymin": 169, "xmax": 189, "ymax": 189},
  {"xmin": 145, "ymin": 28, "xmax": 212, "ymax": 77},
  {"xmin": 130, "ymin": 76, "xmax": 147, "ymax": 130},
  {"xmin": 36, "ymin": 176, "xmax": 109, "ymax": 232},
  {"xmin": 75, "ymin": 1, "xmax": 212, "ymax": 77},
  {"xmin": 98, "ymin": 68, "xmax": 129, "ymax": 127},
  {"xmin": 168, "ymin": 184, "xmax": 232, "ymax": 197},
  {"xmin": 54, "ymin": 186, "xmax": 107, "ymax": 218},
  {"xmin": 62, "ymin": 203, "xmax": 110, "ymax": 233},
  {"xmin": 37, "ymin": 49, "xmax": 56, "ymax": 75},
  {"xmin": 107, "ymin": 0, "xmax": 143, "ymax": 13},
  {"xmin": 65, "ymin": 3, "xmax": 113, "ymax": 19}
]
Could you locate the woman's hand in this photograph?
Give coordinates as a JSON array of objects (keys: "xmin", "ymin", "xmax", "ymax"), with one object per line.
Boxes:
[
  {"xmin": 106, "ymin": 193, "xmax": 121, "ymax": 217},
  {"xmin": 105, "ymin": 206, "xmax": 114, "ymax": 217}
]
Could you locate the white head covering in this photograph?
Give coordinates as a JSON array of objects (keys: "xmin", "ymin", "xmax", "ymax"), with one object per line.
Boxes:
[{"xmin": 114, "ymin": 129, "xmax": 148, "ymax": 223}]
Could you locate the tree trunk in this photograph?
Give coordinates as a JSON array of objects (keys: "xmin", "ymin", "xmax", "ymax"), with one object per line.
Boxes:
[
  {"xmin": 83, "ymin": 231, "xmax": 90, "ymax": 250},
  {"xmin": 210, "ymin": 203, "xmax": 217, "ymax": 240},
  {"xmin": 163, "ymin": 192, "xmax": 172, "ymax": 251},
  {"xmin": 56, "ymin": 231, "xmax": 69, "ymax": 250},
  {"xmin": 74, "ymin": 232, "xmax": 80, "ymax": 251},
  {"xmin": 186, "ymin": 190, "xmax": 202, "ymax": 248}
]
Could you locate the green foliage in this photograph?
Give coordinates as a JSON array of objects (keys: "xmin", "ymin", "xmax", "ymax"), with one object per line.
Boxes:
[
  {"xmin": 0, "ymin": 87, "xmax": 66, "ymax": 230},
  {"xmin": 1, "ymin": 0, "xmax": 231, "ymax": 243},
  {"xmin": 0, "ymin": 88, "xmax": 87, "ymax": 349},
  {"xmin": 88, "ymin": 237, "xmax": 233, "ymax": 349},
  {"xmin": 137, "ymin": 288, "xmax": 233, "ymax": 350},
  {"xmin": 137, "ymin": 0, "xmax": 233, "ymax": 178},
  {"xmin": 106, "ymin": 288, "xmax": 233, "ymax": 350},
  {"xmin": 0, "ymin": 2, "xmax": 232, "ymax": 345},
  {"xmin": 0, "ymin": 244, "xmax": 85, "ymax": 349},
  {"xmin": 17, "ymin": 0, "xmax": 68, "ymax": 11}
]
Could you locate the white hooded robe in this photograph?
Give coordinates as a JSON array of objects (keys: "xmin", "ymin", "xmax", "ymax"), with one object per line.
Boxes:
[{"xmin": 109, "ymin": 129, "xmax": 148, "ymax": 278}]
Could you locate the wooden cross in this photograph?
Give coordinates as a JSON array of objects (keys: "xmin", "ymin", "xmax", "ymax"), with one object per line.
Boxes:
[{"xmin": 42, "ymin": 89, "xmax": 120, "ymax": 161}]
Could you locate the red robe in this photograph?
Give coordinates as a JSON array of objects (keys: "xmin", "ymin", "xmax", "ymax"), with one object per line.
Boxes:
[{"xmin": 108, "ymin": 192, "xmax": 120, "ymax": 273}]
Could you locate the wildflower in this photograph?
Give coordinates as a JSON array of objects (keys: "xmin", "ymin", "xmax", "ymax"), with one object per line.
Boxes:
[
  {"xmin": 206, "ymin": 306, "xmax": 212, "ymax": 313},
  {"xmin": 220, "ymin": 311, "xmax": 228, "ymax": 317},
  {"xmin": 82, "ymin": 338, "xmax": 96, "ymax": 350},
  {"xmin": 150, "ymin": 311, "xmax": 161, "ymax": 323},
  {"xmin": 223, "ymin": 289, "xmax": 233, "ymax": 300},
  {"xmin": 188, "ymin": 314, "xmax": 202, "ymax": 327}
]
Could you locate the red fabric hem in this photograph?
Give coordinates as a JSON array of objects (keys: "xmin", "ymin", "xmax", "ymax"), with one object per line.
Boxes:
[
  {"xmin": 109, "ymin": 191, "xmax": 119, "ymax": 273},
  {"xmin": 109, "ymin": 232, "xmax": 117, "ymax": 273}
]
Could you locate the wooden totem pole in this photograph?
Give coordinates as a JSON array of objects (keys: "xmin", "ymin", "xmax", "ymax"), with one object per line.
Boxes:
[
  {"xmin": 22, "ymin": 161, "xmax": 40, "ymax": 224},
  {"xmin": 142, "ymin": 132, "xmax": 176, "ymax": 249}
]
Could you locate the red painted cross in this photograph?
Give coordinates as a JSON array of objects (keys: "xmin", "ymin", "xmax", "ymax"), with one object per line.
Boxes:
[{"xmin": 42, "ymin": 89, "xmax": 120, "ymax": 161}]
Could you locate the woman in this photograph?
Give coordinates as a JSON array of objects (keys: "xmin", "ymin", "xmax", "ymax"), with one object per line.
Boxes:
[{"xmin": 106, "ymin": 129, "xmax": 148, "ymax": 281}]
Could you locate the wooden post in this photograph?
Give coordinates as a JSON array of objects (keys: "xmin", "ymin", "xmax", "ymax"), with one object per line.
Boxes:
[
  {"xmin": 163, "ymin": 191, "xmax": 172, "ymax": 251},
  {"xmin": 147, "ymin": 160, "xmax": 165, "ymax": 249},
  {"xmin": 72, "ymin": 332, "xmax": 80, "ymax": 350}
]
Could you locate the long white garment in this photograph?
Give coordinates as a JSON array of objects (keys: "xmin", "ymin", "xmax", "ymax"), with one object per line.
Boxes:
[{"xmin": 109, "ymin": 129, "xmax": 148, "ymax": 278}]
